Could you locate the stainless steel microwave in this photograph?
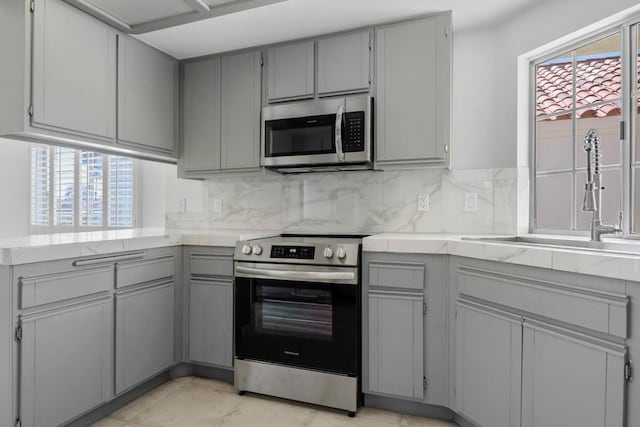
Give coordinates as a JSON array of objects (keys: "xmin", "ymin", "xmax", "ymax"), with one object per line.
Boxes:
[{"xmin": 261, "ymin": 95, "xmax": 373, "ymax": 173}]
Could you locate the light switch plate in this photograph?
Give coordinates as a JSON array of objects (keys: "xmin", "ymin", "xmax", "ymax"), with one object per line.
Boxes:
[
  {"xmin": 176, "ymin": 198, "xmax": 186, "ymax": 213},
  {"xmin": 464, "ymin": 193, "xmax": 478, "ymax": 213},
  {"xmin": 418, "ymin": 194, "xmax": 430, "ymax": 212},
  {"xmin": 213, "ymin": 197, "xmax": 223, "ymax": 214}
]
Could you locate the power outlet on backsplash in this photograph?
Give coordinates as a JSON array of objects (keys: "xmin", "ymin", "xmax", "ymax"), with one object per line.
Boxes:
[
  {"xmin": 464, "ymin": 193, "xmax": 479, "ymax": 213},
  {"xmin": 418, "ymin": 194, "xmax": 430, "ymax": 212},
  {"xmin": 213, "ymin": 197, "xmax": 223, "ymax": 214}
]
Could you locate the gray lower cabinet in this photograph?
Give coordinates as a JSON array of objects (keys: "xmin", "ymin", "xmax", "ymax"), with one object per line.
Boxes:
[
  {"xmin": 368, "ymin": 290, "xmax": 424, "ymax": 399},
  {"xmin": 20, "ymin": 297, "xmax": 113, "ymax": 427},
  {"xmin": 266, "ymin": 40, "xmax": 315, "ymax": 102},
  {"xmin": 317, "ymin": 31, "xmax": 371, "ymax": 96},
  {"xmin": 115, "ymin": 281, "xmax": 175, "ymax": 394},
  {"xmin": 180, "ymin": 51, "xmax": 261, "ymax": 177},
  {"xmin": 455, "ymin": 300, "xmax": 522, "ymax": 427},
  {"xmin": 521, "ymin": 320, "xmax": 626, "ymax": 427},
  {"xmin": 31, "ymin": 0, "xmax": 117, "ymax": 142},
  {"xmin": 374, "ymin": 15, "xmax": 451, "ymax": 167},
  {"xmin": 188, "ymin": 279, "xmax": 233, "ymax": 367},
  {"xmin": 117, "ymin": 35, "xmax": 178, "ymax": 157}
]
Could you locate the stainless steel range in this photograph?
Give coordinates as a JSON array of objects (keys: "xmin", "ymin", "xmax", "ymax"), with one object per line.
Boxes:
[{"xmin": 233, "ymin": 235, "xmax": 363, "ymax": 416}]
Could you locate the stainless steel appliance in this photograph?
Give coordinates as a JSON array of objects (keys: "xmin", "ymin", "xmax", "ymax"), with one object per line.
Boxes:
[
  {"xmin": 234, "ymin": 235, "xmax": 363, "ymax": 416},
  {"xmin": 261, "ymin": 95, "xmax": 373, "ymax": 173}
]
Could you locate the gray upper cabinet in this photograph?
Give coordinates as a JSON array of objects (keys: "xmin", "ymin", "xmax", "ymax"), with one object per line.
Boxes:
[
  {"xmin": 455, "ymin": 300, "xmax": 522, "ymax": 427},
  {"xmin": 180, "ymin": 57, "xmax": 222, "ymax": 175},
  {"xmin": 267, "ymin": 41, "xmax": 315, "ymax": 102},
  {"xmin": 32, "ymin": 0, "xmax": 117, "ymax": 142},
  {"xmin": 521, "ymin": 320, "xmax": 626, "ymax": 427},
  {"xmin": 375, "ymin": 15, "xmax": 451, "ymax": 167},
  {"xmin": 117, "ymin": 36, "xmax": 178, "ymax": 157},
  {"xmin": 220, "ymin": 50, "xmax": 262, "ymax": 170},
  {"xmin": 317, "ymin": 31, "xmax": 371, "ymax": 96},
  {"xmin": 180, "ymin": 51, "xmax": 261, "ymax": 177},
  {"xmin": 20, "ymin": 298, "xmax": 113, "ymax": 427}
]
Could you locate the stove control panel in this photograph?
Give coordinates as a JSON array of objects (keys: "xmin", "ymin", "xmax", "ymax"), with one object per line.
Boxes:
[{"xmin": 271, "ymin": 245, "xmax": 316, "ymax": 260}]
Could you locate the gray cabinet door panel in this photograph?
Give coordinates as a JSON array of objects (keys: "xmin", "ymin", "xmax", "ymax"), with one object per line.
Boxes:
[
  {"xmin": 521, "ymin": 320, "xmax": 626, "ymax": 427},
  {"xmin": 267, "ymin": 41, "xmax": 315, "ymax": 102},
  {"xmin": 318, "ymin": 31, "xmax": 370, "ymax": 95},
  {"xmin": 220, "ymin": 50, "xmax": 261, "ymax": 170},
  {"xmin": 189, "ymin": 279, "xmax": 233, "ymax": 367},
  {"xmin": 118, "ymin": 36, "xmax": 178, "ymax": 155},
  {"xmin": 375, "ymin": 16, "xmax": 449, "ymax": 164},
  {"xmin": 20, "ymin": 298, "xmax": 113, "ymax": 427},
  {"xmin": 32, "ymin": 0, "xmax": 116, "ymax": 141},
  {"xmin": 368, "ymin": 291, "xmax": 423, "ymax": 399},
  {"xmin": 115, "ymin": 281, "xmax": 175, "ymax": 394},
  {"xmin": 181, "ymin": 57, "xmax": 222, "ymax": 173},
  {"xmin": 455, "ymin": 300, "xmax": 522, "ymax": 427}
]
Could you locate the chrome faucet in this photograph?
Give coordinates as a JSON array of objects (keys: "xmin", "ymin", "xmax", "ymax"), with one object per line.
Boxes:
[{"xmin": 582, "ymin": 129, "xmax": 622, "ymax": 241}]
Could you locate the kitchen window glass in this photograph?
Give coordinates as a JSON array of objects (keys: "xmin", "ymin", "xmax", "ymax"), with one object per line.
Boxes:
[
  {"xmin": 30, "ymin": 144, "xmax": 136, "ymax": 233},
  {"xmin": 532, "ymin": 32, "xmax": 626, "ymax": 234}
]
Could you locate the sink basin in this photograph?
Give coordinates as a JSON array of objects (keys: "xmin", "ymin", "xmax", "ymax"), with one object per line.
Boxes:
[{"xmin": 463, "ymin": 236, "xmax": 640, "ymax": 256}]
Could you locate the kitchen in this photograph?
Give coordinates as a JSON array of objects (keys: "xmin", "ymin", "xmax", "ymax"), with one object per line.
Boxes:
[{"xmin": 0, "ymin": 0, "xmax": 639, "ymax": 426}]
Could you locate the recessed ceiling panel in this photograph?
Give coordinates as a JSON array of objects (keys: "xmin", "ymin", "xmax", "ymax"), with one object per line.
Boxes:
[{"xmin": 84, "ymin": 0, "xmax": 196, "ymax": 26}]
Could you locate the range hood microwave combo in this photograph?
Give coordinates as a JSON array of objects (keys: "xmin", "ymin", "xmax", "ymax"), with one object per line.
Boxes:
[{"xmin": 261, "ymin": 95, "xmax": 373, "ymax": 173}]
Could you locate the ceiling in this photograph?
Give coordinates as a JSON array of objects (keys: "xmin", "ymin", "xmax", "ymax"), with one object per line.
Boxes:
[{"xmin": 137, "ymin": 0, "xmax": 538, "ymax": 59}]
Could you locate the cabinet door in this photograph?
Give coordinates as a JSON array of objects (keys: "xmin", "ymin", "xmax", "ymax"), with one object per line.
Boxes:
[
  {"xmin": 368, "ymin": 291, "xmax": 424, "ymax": 399},
  {"xmin": 181, "ymin": 58, "xmax": 222, "ymax": 174},
  {"xmin": 220, "ymin": 50, "xmax": 262, "ymax": 170},
  {"xmin": 189, "ymin": 279, "xmax": 233, "ymax": 368},
  {"xmin": 318, "ymin": 31, "xmax": 370, "ymax": 95},
  {"xmin": 455, "ymin": 301, "xmax": 522, "ymax": 427},
  {"xmin": 31, "ymin": 0, "xmax": 116, "ymax": 141},
  {"xmin": 375, "ymin": 16, "xmax": 450, "ymax": 164},
  {"xmin": 522, "ymin": 320, "xmax": 626, "ymax": 427},
  {"xmin": 267, "ymin": 41, "xmax": 315, "ymax": 102},
  {"xmin": 118, "ymin": 36, "xmax": 178, "ymax": 156},
  {"xmin": 20, "ymin": 298, "xmax": 113, "ymax": 427},
  {"xmin": 115, "ymin": 281, "xmax": 175, "ymax": 394}
]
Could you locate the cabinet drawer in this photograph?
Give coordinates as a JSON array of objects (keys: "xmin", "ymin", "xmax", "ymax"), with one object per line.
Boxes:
[
  {"xmin": 368, "ymin": 261, "xmax": 424, "ymax": 290},
  {"xmin": 116, "ymin": 256, "xmax": 174, "ymax": 289},
  {"xmin": 20, "ymin": 267, "xmax": 113, "ymax": 309},
  {"xmin": 190, "ymin": 253, "xmax": 233, "ymax": 277}
]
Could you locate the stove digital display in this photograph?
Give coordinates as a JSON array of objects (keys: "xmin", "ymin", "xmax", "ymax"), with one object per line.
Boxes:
[{"xmin": 271, "ymin": 245, "xmax": 315, "ymax": 259}]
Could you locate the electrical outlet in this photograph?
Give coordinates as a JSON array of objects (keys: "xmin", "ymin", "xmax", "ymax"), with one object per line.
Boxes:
[
  {"xmin": 176, "ymin": 198, "xmax": 186, "ymax": 213},
  {"xmin": 464, "ymin": 193, "xmax": 478, "ymax": 213},
  {"xmin": 213, "ymin": 197, "xmax": 223, "ymax": 214},
  {"xmin": 418, "ymin": 194, "xmax": 430, "ymax": 212}
]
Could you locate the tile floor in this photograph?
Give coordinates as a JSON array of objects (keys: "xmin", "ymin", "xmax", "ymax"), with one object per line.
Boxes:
[{"xmin": 91, "ymin": 376, "xmax": 457, "ymax": 427}]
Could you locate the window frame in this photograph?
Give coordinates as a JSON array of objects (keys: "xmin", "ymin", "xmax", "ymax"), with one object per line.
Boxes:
[
  {"xmin": 29, "ymin": 145, "xmax": 140, "ymax": 234},
  {"xmin": 529, "ymin": 23, "xmax": 636, "ymax": 236}
]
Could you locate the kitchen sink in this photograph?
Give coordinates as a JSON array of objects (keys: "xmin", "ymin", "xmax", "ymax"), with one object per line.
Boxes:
[{"xmin": 463, "ymin": 236, "xmax": 640, "ymax": 256}]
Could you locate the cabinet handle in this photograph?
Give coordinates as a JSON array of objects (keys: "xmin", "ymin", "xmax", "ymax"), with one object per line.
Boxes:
[{"xmin": 72, "ymin": 251, "xmax": 145, "ymax": 267}]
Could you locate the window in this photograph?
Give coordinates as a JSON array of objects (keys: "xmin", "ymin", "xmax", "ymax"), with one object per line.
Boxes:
[
  {"xmin": 30, "ymin": 145, "xmax": 136, "ymax": 233},
  {"xmin": 531, "ymin": 28, "xmax": 639, "ymax": 234}
]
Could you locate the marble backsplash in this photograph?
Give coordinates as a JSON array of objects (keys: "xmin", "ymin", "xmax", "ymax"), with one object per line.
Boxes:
[{"xmin": 166, "ymin": 168, "xmax": 520, "ymax": 235}]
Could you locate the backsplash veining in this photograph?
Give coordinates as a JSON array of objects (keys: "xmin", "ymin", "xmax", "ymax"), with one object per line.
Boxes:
[{"xmin": 166, "ymin": 168, "xmax": 519, "ymax": 235}]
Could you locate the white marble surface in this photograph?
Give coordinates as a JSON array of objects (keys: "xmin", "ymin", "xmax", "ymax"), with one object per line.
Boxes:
[
  {"xmin": 0, "ymin": 228, "xmax": 280, "ymax": 265},
  {"xmin": 364, "ymin": 233, "xmax": 640, "ymax": 282}
]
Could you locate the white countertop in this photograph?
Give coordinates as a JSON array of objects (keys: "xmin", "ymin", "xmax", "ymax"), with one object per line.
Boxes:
[
  {"xmin": 363, "ymin": 233, "xmax": 640, "ymax": 282},
  {"xmin": 0, "ymin": 228, "xmax": 280, "ymax": 265}
]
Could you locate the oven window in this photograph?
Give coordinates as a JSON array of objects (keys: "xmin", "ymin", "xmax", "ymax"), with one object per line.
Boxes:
[
  {"xmin": 265, "ymin": 114, "xmax": 336, "ymax": 157},
  {"xmin": 256, "ymin": 285, "xmax": 333, "ymax": 340}
]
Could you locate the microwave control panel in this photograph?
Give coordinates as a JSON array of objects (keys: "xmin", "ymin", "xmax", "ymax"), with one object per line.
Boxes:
[{"xmin": 343, "ymin": 112, "xmax": 365, "ymax": 152}]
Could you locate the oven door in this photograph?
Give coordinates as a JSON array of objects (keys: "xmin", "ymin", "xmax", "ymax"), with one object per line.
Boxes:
[{"xmin": 235, "ymin": 263, "xmax": 359, "ymax": 376}]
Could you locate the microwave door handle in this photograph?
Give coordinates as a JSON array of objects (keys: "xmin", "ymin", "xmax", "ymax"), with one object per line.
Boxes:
[{"xmin": 335, "ymin": 104, "xmax": 345, "ymax": 162}]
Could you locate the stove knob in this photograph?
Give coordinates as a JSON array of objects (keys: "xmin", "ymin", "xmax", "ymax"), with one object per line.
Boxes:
[
  {"xmin": 241, "ymin": 244, "xmax": 252, "ymax": 255},
  {"xmin": 336, "ymin": 247, "xmax": 346, "ymax": 260},
  {"xmin": 323, "ymin": 247, "xmax": 334, "ymax": 259},
  {"xmin": 252, "ymin": 245, "xmax": 263, "ymax": 255}
]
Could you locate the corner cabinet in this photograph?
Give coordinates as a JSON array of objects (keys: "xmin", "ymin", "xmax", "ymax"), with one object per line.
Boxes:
[
  {"xmin": 180, "ymin": 50, "xmax": 262, "ymax": 178},
  {"xmin": 374, "ymin": 15, "xmax": 451, "ymax": 168},
  {"xmin": 117, "ymin": 36, "xmax": 178, "ymax": 158}
]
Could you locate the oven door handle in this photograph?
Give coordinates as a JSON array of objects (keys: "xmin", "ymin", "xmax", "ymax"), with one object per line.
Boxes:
[{"xmin": 235, "ymin": 266, "xmax": 355, "ymax": 281}]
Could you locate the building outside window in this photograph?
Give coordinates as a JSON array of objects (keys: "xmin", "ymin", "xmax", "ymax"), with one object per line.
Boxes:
[
  {"xmin": 531, "ymin": 25, "xmax": 640, "ymax": 235},
  {"xmin": 30, "ymin": 145, "xmax": 136, "ymax": 233}
]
